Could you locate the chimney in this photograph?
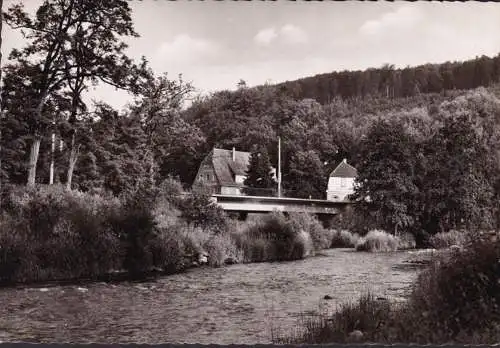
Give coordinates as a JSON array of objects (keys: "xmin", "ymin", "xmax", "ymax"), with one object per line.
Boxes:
[
  {"xmin": 232, "ymin": 147, "xmax": 236, "ymax": 161},
  {"xmin": 343, "ymin": 158, "xmax": 347, "ymax": 164}
]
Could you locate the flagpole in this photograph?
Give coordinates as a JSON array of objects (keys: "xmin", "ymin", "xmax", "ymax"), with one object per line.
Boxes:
[{"xmin": 278, "ymin": 136, "xmax": 281, "ymax": 197}]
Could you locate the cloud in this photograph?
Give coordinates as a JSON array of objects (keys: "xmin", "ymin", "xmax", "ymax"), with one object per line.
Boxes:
[
  {"xmin": 254, "ymin": 27, "xmax": 279, "ymax": 46},
  {"xmin": 254, "ymin": 25, "xmax": 308, "ymax": 46},
  {"xmin": 280, "ymin": 24, "xmax": 308, "ymax": 44},
  {"xmin": 359, "ymin": 6, "xmax": 423, "ymax": 36},
  {"xmin": 154, "ymin": 34, "xmax": 220, "ymax": 65}
]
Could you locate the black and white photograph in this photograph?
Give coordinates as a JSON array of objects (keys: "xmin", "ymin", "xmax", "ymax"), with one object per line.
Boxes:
[{"xmin": 0, "ymin": 0, "xmax": 500, "ymax": 345}]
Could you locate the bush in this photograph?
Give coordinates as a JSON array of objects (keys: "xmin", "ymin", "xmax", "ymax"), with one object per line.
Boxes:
[
  {"xmin": 235, "ymin": 213, "xmax": 313, "ymax": 262},
  {"xmin": 355, "ymin": 230, "xmax": 399, "ymax": 252},
  {"xmin": 204, "ymin": 232, "xmax": 242, "ymax": 267},
  {"xmin": 179, "ymin": 224, "xmax": 211, "ymax": 261},
  {"xmin": 397, "ymin": 232, "xmax": 417, "ymax": 250},
  {"xmin": 403, "ymin": 238, "xmax": 500, "ymax": 343},
  {"xmin": 331, "ymin": 206, "xmax": 376, "ymax": 236},
  {"xmin": 260, "ymin": 213, "xmax": 312, "ymax": 261},
  {"xmin": 429, "ymin": 229, "xmax": 468, "ymax": 249},
  {"xmin": 0, "ymin": 185, "xmax": 122, "ymax": 283},
  {"xmin": 149, "ymin": 225, "xmax": 187, "ymax": 274},
  {"xmin": 231, "ymin": 228, "xmax": 273, "ymax": 263},
  {"xmin": 330, "ymin": 230, "xmax": 360, "ymax": 248},
  {"xmin": 178, "ymin": 186, "xmax": 228, "ymax": 234},
  {"xmin": 113, "ymin": 201, "xmax": 156, "ymax": 279},
  {"xmin": 0, "ymin": 214, "xmax": 30, "ymax": 282},
  {"xmin": 288, "ymin": 213, "xmax": 333, "ymax": 250}
]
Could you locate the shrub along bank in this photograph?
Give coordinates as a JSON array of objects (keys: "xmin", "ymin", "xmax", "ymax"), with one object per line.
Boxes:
[{"xmin": 0, "ymin": 184, "xmax": 332, "ymax": 285}]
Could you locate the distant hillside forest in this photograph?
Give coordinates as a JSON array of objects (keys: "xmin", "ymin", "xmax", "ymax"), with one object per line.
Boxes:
[{"xmin": 276, "ymin": 54, "xmax": 500, "ymax": 103}]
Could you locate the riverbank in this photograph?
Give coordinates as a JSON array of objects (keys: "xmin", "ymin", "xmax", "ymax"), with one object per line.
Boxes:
[
  {"xmin": 0, "ymin": 249, "xmax": 427, "ymax": 344},
  {"xmin": 276, "ymin": 238, "xmax": 500, "ymax": 344},
  {"xmin": 0, "ymin": 184, "xmax": 343, "ymax": 286}
]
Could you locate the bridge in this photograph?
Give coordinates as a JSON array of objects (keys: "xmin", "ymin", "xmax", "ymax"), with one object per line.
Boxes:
[{"xmin": 211, "ymin": 194, "xmax": 353, "ymax": 215}]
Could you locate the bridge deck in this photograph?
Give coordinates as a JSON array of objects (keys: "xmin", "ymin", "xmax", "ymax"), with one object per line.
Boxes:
[{"xmin": 212, "ymin": 194, "xmax": 353, "ymax": 214}]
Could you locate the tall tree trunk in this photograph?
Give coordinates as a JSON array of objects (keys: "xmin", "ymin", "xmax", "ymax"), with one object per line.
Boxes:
[
  {"xmin": 149, "ymin": 150, "xmax": 155, "ymax": 186},
  {"xmin": 66, "ymin": 132, "xmax": 79, "ymax": 190},
  {"xmin": 27, "ymin": 136, "xmax": 41, "ymax": 187},
  {"xmin": 49, "ymin": 129, "xmax": 55, "ymax": 184},
  {"xmin": 27, "ymin": 94, "xmax": 48, "ymax": 187}
]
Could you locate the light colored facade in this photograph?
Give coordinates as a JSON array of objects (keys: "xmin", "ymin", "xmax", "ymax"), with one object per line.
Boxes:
[
  {"xmin": 220, "ymin": 185, "xmax": 243, "ymax": 195},
  {"xmin": 234, "ymin": 174, "xmax": 246, "ymax": 184},
  {"xmin": 326, "ymin": 159, "xmax": 358, "ymax": 201}
]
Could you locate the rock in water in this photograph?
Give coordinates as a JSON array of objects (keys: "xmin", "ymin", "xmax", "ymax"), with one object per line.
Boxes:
[
  {"xmin": 198, "ymin": 252, "xmax": 209, "ymax": 265},
  {"xmin": 224, "ymin": 257, "xmax": 237, "ymax": 265},
  {"xmin": 323, "ymin": 295, "xmax": 333, "ymax": 300}
]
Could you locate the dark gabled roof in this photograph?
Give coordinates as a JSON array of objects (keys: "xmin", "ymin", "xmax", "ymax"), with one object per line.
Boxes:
[
  {"xmin": 212, "ymin": 148, "xmax": 251, "ymax": 186},
  {"xmin": 330, "ymin": 160, "xmax": 358, "ymax": 178}
]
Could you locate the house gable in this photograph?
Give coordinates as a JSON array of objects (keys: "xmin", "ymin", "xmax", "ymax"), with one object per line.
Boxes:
[
  {"xmin": 212, "ymin": 148, "xmax": 251, "ymax": 187},
  {"xmin": 329, "ymin": 159, "xmax": 358, "ymax": 178},
  {"xmin": 327, "ymin": 159, "xmax": 357, "ymax": 201}
]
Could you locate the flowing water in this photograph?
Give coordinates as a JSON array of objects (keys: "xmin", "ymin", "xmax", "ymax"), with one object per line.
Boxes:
[{"xmin": 0, "ymin": 248, "xmax": 431, "ymax": 344}]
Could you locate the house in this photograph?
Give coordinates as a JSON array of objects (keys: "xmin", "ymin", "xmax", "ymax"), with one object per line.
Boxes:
[
  {"xmin": 326, "ymin": 159, "xmax": 358, "ymax": 201},
  {"xmin": 194, "ymin": 147, "xmax": 277, "ymax": 196}
]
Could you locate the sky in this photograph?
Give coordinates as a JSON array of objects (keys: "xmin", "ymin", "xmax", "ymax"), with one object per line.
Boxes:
[{"xmin": 2, "ymin": 0, "xmax": 500, "ymax": 111}]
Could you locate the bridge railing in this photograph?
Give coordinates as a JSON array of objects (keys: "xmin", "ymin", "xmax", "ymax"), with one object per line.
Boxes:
[
  {"xmin": 241, "ymin": 187, "xmax": 277, "ymax": 197},
  {"xmin": 240, "ymin": 187, "xmax": 326, "ymax": 200}
]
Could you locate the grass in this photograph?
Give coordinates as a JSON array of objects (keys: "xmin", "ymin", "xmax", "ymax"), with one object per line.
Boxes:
[
  {"xmin": 354, "ymin": 230, "xmax": 416, "ymax": 252},
  {"xmin": 355, "ymin": 230, "xmax": 400, "ymax": 252},
  {"xmin": 428, "ymin": 229, "xmax": 469, "ymax": 249},
  {"xmin": 273, "ymin": 293, "xmax": 393, "ymax": 344}
]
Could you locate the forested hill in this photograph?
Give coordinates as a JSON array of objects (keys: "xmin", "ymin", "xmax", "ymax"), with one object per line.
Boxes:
[
  {"xmin": 183, "ymin": 53, "xmax": 500, "ymax": 200},
  {"xmin": 273, "ymin": 54, "xmax": 500, "ymax": 104}
]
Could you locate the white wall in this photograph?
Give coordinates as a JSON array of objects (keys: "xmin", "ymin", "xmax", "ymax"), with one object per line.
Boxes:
[
  {"xmin": 326, "ymin": 177, "xmax": 355, "ymax": 201},
  {"xmin": 235, "ymin": 175, "xmax": 246, "ymax": 184},
  {"xmin": 221, "ymin": 186, "xmax": 242, "ymax": 195}
]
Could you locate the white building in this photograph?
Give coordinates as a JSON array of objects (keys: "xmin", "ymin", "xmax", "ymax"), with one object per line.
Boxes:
[{"xmin": 326, "ymin": 159, "xmax": 358, "ymax": 201}]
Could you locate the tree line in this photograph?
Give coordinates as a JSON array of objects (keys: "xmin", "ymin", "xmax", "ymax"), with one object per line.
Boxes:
[{"xmin": 275, "ymin": 55, "xmax": 500, "ymax": 103}]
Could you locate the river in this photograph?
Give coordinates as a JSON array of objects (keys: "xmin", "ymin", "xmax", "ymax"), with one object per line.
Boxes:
[{"xmin": 0, "ymin": 248, "xmax": 431, "ymax": 344}]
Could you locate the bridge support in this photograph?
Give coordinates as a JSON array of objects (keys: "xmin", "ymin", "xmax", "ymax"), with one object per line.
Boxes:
[{"xmin": 316, "ymin": 213, "xmax": 336, "ymax": 229}]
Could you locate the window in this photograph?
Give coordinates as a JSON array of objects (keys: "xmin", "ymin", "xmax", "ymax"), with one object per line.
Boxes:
[{"xmin": 341, "ymin": 178, "xmax": 347, "ymax": 187}]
